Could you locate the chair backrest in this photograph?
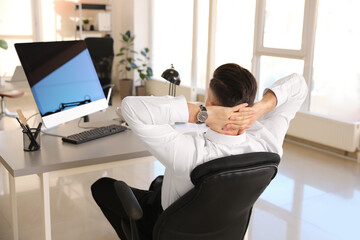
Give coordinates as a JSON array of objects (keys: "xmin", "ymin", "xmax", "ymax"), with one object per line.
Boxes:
[
  {"xmin": 85, "ymin": 37, "xmax": 114, "ymax": 86},
  {"xmin": 153, "ymin": 152, "xmax": 280, "ymax": 240}
]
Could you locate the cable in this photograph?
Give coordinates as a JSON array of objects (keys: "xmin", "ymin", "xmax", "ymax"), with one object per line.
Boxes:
[
  {"xmin": 25, "ymin": 112, "xmax": 40, "ymax": 122},
  {"xmin": 77, "ymin": 117, "xmax": 98, "ymax": 129}
]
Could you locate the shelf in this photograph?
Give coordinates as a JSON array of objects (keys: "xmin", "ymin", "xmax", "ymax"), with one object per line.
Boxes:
[
  {"xmin": 76, "ymin": 30, "xmax": 111, "ymax": 33},
  {"xmin": 74, "ymin": 2, "xmax": 112, "ymax": 40},
  {"xmin": 75, "ymin": 4, "xmax": 107, "ymax": 10}
]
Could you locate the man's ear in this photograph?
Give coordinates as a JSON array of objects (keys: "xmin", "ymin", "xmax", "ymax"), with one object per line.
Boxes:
[{"xmin": 206, "ymin": 88, "xmax": 219, "ymax": 106}]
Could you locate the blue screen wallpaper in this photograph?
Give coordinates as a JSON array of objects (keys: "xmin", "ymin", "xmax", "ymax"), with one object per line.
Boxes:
[{"xmin": 31, "ymin": 49, "xmax": 105, "ymax": 116}]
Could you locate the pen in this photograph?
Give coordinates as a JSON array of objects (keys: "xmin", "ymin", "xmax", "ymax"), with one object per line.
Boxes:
[
  {"xmin": 28, "ymin": 122, "xmax": 42, "ymax": 150},
  {"xmin": 34, "ymin": 122, "xmax": 42, "ymax": 138},
  {"xmin": 16, "ymin": 117, "xmax": 38, "ymax": 149},
  {"xmin": 16, "ymin": 112, "xmax": 40, "ymax": 150},
  {"xmin": 15, "ymin": 116, "xmax": 28, "ymax": 132}
]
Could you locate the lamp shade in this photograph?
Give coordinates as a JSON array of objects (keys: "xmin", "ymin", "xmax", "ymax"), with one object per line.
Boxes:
[{"xmin": 161, "ymin": 64, "xmax": 181, "ymax": 85}]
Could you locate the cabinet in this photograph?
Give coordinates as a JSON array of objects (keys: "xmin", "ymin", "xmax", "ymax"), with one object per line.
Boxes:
[{"xmin": 74, "ymin": 2, "xmax": 112, "ymax": 40}]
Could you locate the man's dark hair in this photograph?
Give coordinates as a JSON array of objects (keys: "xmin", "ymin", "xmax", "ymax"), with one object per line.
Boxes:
[{"xmin": 209, "ymin": 63, "xmax": 257, "ymax": 107}]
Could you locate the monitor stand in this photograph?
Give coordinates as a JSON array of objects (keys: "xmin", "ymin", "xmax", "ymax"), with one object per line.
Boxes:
[{"xmin": 83, "ymin": 115, "xmax": 89, "ymax": 122}]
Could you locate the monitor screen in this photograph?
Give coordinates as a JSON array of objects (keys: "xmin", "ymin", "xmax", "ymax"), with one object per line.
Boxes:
[{"xmin": 15, "ymin": 40, "xmax": 108, "ymax": 129}]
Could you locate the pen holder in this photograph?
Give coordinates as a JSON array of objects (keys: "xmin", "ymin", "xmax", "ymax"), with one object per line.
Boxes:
[{"xmin": 23, "ymin": 128, "xmax": 41, "ymax": 151}]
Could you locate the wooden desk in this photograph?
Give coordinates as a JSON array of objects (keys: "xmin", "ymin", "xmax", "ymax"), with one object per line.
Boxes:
[{"xmin": 0, "ymin": 124, "xmax": 151, "ymax": 240}]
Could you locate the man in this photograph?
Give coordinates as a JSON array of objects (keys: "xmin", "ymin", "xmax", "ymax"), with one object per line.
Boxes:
[{"xmin": 92, "ymin": 63, "xmax": 308, "ymax": 239}]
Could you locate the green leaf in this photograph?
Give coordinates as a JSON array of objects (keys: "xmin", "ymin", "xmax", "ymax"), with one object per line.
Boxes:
[
  {"xmin": 116, "ymin": 52, "xmax": 125, "ymax": 56},
  {"xmin": 139, "ymin": 73, "xmax": 146, "ymax": 80},
  {"xmin": 125, "ymin": 30, "xmax": 131, "ymax": 38},
  {"xmin": 144, "ymin": 47, "xmax": 149, "ymax": 53},
  {"xmin": 147, "ymin": 67, "xmax": 153, "ymax": 76},
  {"xmin": 140, "ymin": 50, "xmax": 146, "ymax": 57},
  {"xmin": 130, "ymin": 62, "xmax": 137, "ymax": 68},
  {"xmin": 123, "ymin": 35, "xmax": 129, "ymax": 42},
  {"xmin": 125, "ymin": 66, "xmax": 132, "ymax": 71},
  {"xmin": 0, "ymin": 40, "xmax": 8, "ymax": 50}
]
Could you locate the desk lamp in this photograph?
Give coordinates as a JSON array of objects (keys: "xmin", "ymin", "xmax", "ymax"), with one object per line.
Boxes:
[{"xmin": 161, "ymin": 64, "xmax": 181, "ymax": 97}]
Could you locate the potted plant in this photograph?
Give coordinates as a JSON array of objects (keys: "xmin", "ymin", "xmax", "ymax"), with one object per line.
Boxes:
[
  {"xmin": 116, "ymin": 30, "xmax": 137, "ymax": 99},
  {"xmin": 116, "ymin": 30, "xmax": 153, "ymax": 99},
  {"xmin": 0, "ymin": 40, "xmax": 8, "ymax": 50},
  {"xmin": 82, "ymin": 18, "xmax": 90, "ymax": 31},
  {"xmin": 135, "ymin": 47, "xmax": 153, "ymax": 96}
]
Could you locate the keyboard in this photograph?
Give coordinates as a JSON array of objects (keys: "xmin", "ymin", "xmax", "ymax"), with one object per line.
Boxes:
[{"xmin": 62, "ymin": 124, "xmax": 127, "ymax": 144}]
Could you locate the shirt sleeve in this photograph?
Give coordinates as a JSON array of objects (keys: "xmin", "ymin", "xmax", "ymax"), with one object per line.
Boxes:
[
  {"xmin": 259, "ymin": 73, "xmax": 308, "ymax": 153},
  {"xmin": 121, "ymin": 95, "xmax": 200, "ymax": 175}
]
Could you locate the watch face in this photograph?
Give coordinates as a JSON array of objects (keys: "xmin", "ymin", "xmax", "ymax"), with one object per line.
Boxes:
[{"xmin": 197, "ymin": 111, "xmax": 208, "ymax": 122}]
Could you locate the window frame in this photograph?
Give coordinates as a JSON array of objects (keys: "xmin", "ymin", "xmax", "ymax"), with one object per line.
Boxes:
[
  {"xmin": 251, "ymin": 0, "xmax": 318, "ymax": 110},
  {"xmin": 193, "ymin": 0, "xmax": 319, "ymax": 109}
]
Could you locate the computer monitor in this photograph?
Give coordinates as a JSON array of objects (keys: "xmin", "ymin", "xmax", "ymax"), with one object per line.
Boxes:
[{"xmin": 15, "ymin": 40, "xmax": 108, "ymax": 129}]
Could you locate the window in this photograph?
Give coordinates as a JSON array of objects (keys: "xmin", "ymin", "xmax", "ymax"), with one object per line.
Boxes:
[
  {"xmin": 194, "ymin": 0, "xmax": 209, "ymax": 89},
  {"xmin": 311, "ymin": 0, "xmax": 360, "ymax": 121},
  {"xmin": 0, "ymin": 0, "xmax": 33, "ymax": 77},
  {"xmin": 259, "ymin": 56, "xmax": 304, "ymax": 95},
  {"xmin": 252, "ymin": 0, "xmax": 359, "ymax": 122},
  {"xmin": 214, "ymin": 0, "xmax": 255, "ymax": 72},
  {"xmin": 253, "ymin": 0, "xmax": 307, "ymax": 99},
  {"xmin": 151, "ymin": 0, "xmax": 194, "ymax": 87},
  {"xmin": 263, "ymin": 0, "xmax": 305, "ymax": 50}
]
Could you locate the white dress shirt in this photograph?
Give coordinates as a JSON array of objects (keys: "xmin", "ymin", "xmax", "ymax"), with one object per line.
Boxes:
[{"xmin": 121, "ymin": 73, "xmax": 308, "ymax": 209}]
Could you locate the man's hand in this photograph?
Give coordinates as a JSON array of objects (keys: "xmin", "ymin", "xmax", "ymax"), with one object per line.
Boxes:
[
  {"xmin": 224, "ymin": 90, "xmax": 278, "ymax": 134},
  {"xmin": 205, "ymin": 103, "xmax": 255, "ymax": 135},
  {"xmin": 187, "ymin": 103, "xmax": 255, "ymax": 135},
  {"xmin": 188, "ymin": 90, "xmax": 277, "ymax": 136}
]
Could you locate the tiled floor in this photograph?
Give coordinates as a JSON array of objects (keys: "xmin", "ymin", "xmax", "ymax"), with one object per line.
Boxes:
[{"xmin": 1, "ymin": 89, "xmax": 360, "ymax": 239}]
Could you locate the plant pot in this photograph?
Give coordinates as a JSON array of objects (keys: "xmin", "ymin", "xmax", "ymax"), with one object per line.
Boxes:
[
  {"xmin": 119, "ymin": 78, "xmax": 133, "ymax": 100},
  {"xmin": 136, "ymin": 85, "xmax": 146, "ymax": 96},
  {"xmin": 83, "ymin": 24, "xmax": 89, "ymax": 31}
]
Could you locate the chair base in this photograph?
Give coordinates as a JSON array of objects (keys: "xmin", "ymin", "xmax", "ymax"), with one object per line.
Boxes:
[
  {"xmin": 0, "ymin": 92, "xmax": 24, "ymax": 119},
  {"xmin": 0, "ymin": 108, "xmax": 19, "ymax": 119}
]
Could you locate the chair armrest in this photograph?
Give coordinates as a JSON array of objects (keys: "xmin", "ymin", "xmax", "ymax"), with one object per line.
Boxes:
[{"xmin": 114, "ymin": 181, "xmax": 143, "ymax": 220}]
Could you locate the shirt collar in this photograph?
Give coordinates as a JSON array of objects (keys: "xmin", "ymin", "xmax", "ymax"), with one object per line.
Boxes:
[{"xmin": 204, "ymin": 128, "xmax": 247, "ymax": 145}]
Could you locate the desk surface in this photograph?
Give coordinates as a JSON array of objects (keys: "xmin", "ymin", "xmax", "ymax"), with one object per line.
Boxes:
[{"xmin": 0, "ymin": 127, "xmax": 150, "ymax": 177}]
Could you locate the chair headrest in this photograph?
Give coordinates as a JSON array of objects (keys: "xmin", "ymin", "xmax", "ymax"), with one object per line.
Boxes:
[
  {"xmin": 190, "ymin": 152, "xmax": 280, "ymax": 187},
  {"xmin": 85, "ymin": 37, "xmax": 114, "ymax": 57}
]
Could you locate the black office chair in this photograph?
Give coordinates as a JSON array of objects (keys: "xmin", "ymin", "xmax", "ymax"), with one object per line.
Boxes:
[
  {"xmin": 114, "ymin": 152, "xmax": 280, "ymax": 240},
  {"xmin": 85, "ymin": 37, "xmax": 114, "ymax": 105}
]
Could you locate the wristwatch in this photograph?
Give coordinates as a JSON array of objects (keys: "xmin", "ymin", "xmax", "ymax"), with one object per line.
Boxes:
[{"xmin": 197, "ymin": 105, "xmax": 208, "ymax": 124}]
